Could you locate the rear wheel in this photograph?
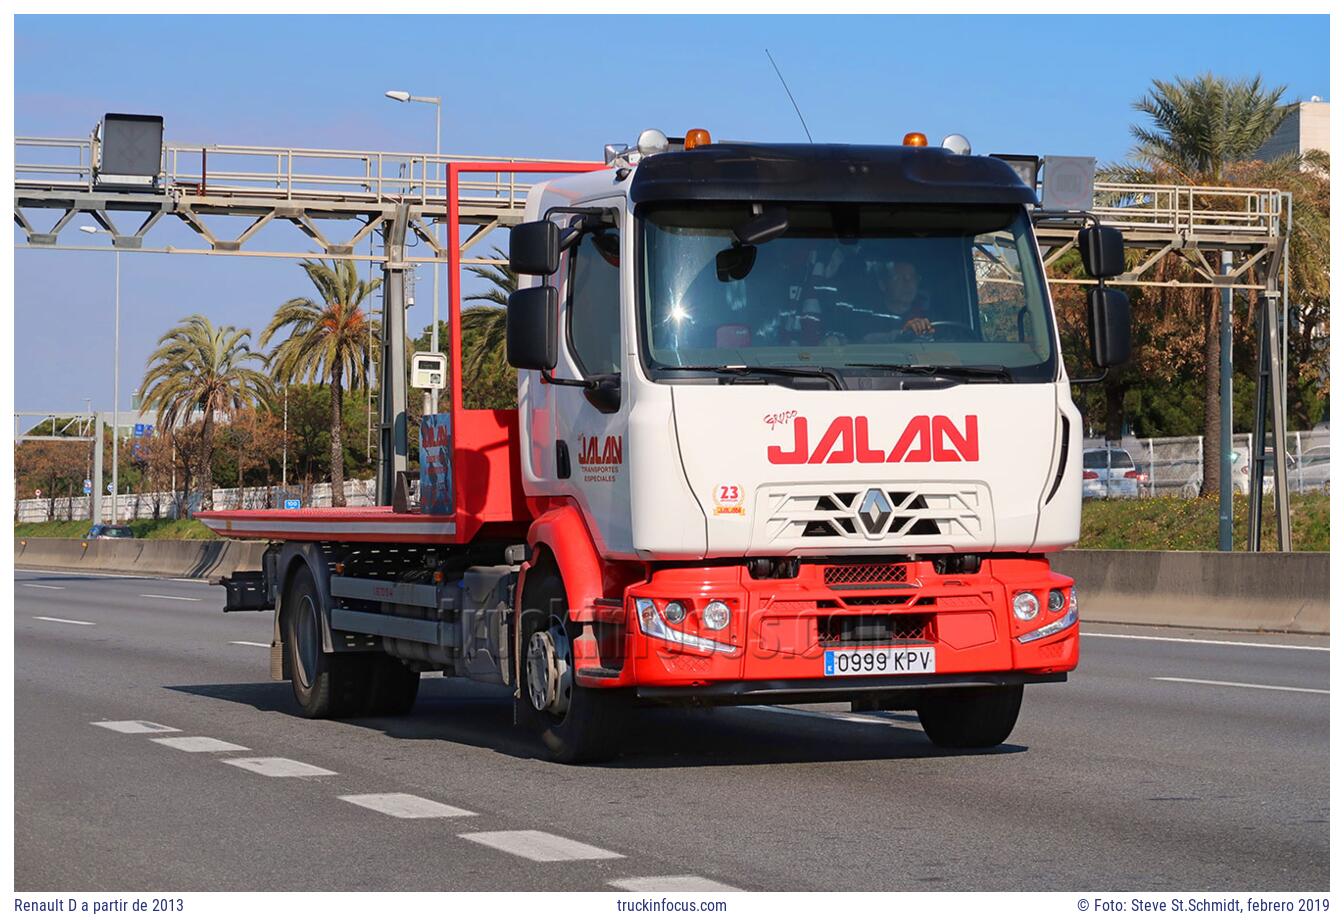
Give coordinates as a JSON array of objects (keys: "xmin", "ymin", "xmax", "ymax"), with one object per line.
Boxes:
[
  {"xmin": 283, "ymin": 565, "xmax": 369, "ymax": 719},
  {"xmin": 520, "ymin": 569, "xmax": 628, "ymax": 763},
  {"xmin": 917, "ymin": 685, "xmax": 1023, "ymax": 748}
]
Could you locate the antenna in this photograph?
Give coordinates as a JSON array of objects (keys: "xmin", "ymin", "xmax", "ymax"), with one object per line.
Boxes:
[{"xmin": 765, "ymin": 49, "xmax": 813, "ymax": 143}]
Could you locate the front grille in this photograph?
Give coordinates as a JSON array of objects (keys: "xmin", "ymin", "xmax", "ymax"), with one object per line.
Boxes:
[
  {"xmin": 823, "ymin": 562, "xmax": 910, "ymax": 587},
  {"xmin": 817, "ymin": 613, "xmax": 932, "ymax": 646}
]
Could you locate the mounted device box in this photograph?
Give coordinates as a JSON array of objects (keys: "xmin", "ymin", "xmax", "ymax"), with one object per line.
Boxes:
[{"xmin": 411, "ymin": 352, "xmax": 447, "ymax": 390}]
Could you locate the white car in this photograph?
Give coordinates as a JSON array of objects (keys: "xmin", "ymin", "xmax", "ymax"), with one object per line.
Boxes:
[
  {"xmin": 1082, "ymin": 448, "xmax": 1144, "ymax": 499},
  {"xmin": 1295, "ymin": 447, "xmax": 1330, "ymax": 493}
]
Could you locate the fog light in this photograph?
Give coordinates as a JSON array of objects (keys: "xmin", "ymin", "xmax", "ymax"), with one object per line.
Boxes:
[
  {"xmin": 663, "ymin": 600, "xmax": 687, "ymax": 624},
  {"xmin": 1048, "ymin": 589, "xmax": 1066, "ymax": 612},
  {"xmin": 1012, "ymin": 591, "xmax": 1040, "ymax": 622},
  {"xmin": 702, "ymin": 600, "xmax": 731, "ymax": 631}
]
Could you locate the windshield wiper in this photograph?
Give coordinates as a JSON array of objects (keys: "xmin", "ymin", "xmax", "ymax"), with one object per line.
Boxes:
[
  {"xmin": 674, "ymin": 364, "xmax": 844, "ymax": 390},
  {"xmin": 844, "ymin": 363, "xmax": 1013, "ymax": 382}
]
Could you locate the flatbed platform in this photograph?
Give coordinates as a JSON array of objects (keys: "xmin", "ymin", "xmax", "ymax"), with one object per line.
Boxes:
[{"xmin": 195, "ymin": 506, "xmax": 458, "ymax": 543}]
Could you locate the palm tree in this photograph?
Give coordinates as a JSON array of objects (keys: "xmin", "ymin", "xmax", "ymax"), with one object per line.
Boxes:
[
  {"xmin": 139, "ymin": 315, "xmax": 271, "ymax": 511},
  {"xmin": 262, "ymin": 260, "xmax": 380, "ymax": 508},
  {"xmin": 1105, "ymin": 73, "xmax": 1289, "ymax": 497},
  {"xmin": 460, "ymin": 245, "xmax": 516, "ymax": 387}
]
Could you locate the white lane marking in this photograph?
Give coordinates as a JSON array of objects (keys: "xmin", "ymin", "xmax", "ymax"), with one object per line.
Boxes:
[
  {"xmin": 1083, "ymin": 631, "xmax": 1327, "ymax": 652},
  {"xmin": 229, "ymin": 641, "xmax": 271, "ymax": 648},
  {"xmin": 23, "ymin": 583, "xmax": 65, "ymax": 590},
  {"xmin": 1152, "ymin": 677, "xmax": 1328, "ymax": 695},
  {"xmin": 609, "ymin": 876, "xmax": 743, "ymax": 892},
  {"xmin": 151, "ymin": 736, "xmax": 250, "ymax": 753},
  {"xmin": 140, "ymin": 594, "xmax": 199, "ymax": 602},
  {"xmin": 33, "ymin": 616, "xmax": 95, "ymax": 626},
  {"xmin": 752, "ymin": 705, "xmax": 894, "ymax": 726},
  {"xmin": 223, "ymin": 757, "xmax": 336, "ymax": 777},
  {"xmin": 92, "ymin": 720, "xmax": 179, "ymax": 734},
  {"xmin": 459, "ymin": 830, "xmax": 623, "ymax": 862},
  {"xmin": 339, "ymin": 793, "xmax": 476, "ymax": 819}
]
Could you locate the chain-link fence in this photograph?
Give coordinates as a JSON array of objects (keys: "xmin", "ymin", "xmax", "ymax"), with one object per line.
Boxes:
[{"xmin": 1082, "ymin": 429, "xmax": 1330, "ymax": 498}]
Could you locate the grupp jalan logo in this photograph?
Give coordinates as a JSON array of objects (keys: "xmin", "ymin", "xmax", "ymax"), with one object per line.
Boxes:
[{"xmin": 766, "ymin": 414, "xmax": 979, "ymax": 465}]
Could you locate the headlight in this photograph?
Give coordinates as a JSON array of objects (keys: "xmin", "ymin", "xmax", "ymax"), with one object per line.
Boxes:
[
  {"xmin": 702, "ymin": 600, "xmax": 731, "ymax": 631},
  {"xmin": 1047, "ymin": 589, "xmax": 1066, "ymax": 612},
  {"xmin": 1012, "ymin": 591, "xmax": 1040, "ymax": 622},
  {"xmin": 662, "ymin": 600, "xmax": 687, "ymax": 624}
]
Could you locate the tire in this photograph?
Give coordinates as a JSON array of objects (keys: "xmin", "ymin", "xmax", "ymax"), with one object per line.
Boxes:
[
  {"xmin": 519, "ymin": 569, "xmax": 628, "ymax": 763},
  {"xmin": 917, "ymin": 685, "xmax": 1023, "ymax": 748},
  {"xmin": 363, "ymin": 656, "xmax": 420, "ymax": 717},
  {"xmin": 282, "ymin": 565, "xmax": 370, "ymax": 719}
]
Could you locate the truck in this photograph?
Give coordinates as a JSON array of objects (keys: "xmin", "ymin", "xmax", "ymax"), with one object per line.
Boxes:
[{"xmin": 201, "ymin": 128, "xmax": 1131, "ymax": 762}]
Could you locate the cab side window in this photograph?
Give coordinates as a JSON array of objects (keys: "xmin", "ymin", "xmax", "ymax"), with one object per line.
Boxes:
[{"xmin": 567, "ymin": 228, "xmax": 622, "ymax": 376}]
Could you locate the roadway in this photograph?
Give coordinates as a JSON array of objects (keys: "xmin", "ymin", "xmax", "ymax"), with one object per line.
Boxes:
[{"xmin": 14, "ymin": 568, "xmax": 1329, "ymax": 892}]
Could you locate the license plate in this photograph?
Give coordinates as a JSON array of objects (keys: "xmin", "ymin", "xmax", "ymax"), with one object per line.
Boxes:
[{"xmin": 823, "ymin": 646, "xmax": 936, "ymax": 677}]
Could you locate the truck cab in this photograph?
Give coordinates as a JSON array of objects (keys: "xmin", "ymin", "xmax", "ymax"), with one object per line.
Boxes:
[{"xmin": 204, "ymin": 130, "xmax": 1131, "ymax": 763}]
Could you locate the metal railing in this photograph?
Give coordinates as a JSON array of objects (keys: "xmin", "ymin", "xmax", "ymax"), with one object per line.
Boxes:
[
  {"xmin": 1090, "ymin": 182, "xmax": 1281, "ymax": 238},
  {"xmin": 17, "ymin": 136, "xmax": 1284, "ymax": 237},
  {"xmin": 16, "ymin": 136, "xmax": 593, "ymax": 208}
]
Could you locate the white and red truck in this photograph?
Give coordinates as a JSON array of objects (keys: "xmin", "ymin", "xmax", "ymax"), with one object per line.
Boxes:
[{"xmin": 200, "ymin": 129, "xmax": 1131, "ymax": 762}]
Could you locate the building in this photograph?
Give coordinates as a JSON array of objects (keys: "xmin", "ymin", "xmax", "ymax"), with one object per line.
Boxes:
[{"xmin": 1254, "ymin": 98, "xmax": 1330, "ymax": 164}]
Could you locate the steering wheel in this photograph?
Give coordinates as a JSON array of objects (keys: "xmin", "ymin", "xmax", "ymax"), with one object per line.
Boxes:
[{"xmin": 927, "ymin": 320, "xmax": 980, "ymax": 342}]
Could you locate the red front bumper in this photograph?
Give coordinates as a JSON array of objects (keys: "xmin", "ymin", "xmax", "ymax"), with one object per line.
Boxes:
[{"xmin": 574, "ymin": 557, "xmax": 1078, "ymax": 693}]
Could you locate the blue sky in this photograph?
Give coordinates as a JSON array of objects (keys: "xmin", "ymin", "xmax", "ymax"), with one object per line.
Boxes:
[{"xmin": 13, "ymin": 14, "xmax": 1331, "ymax": 412}]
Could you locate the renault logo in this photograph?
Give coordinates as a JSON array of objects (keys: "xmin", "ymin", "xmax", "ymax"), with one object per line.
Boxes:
[{"xmin": 857, "ymin": 488, "xmax": 893, "ymax": 535}]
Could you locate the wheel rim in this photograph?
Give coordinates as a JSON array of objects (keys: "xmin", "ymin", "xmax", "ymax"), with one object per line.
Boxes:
[
  {"xmin": 294, "ymin": 595, "xmax": 319, "ymax": 689},
  {"xmin": 525, "ymin": 620, "xmax": 573, "ymax": 718}
]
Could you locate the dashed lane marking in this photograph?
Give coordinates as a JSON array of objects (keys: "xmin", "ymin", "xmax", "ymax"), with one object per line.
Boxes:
[
  {"xmin": 1082, "ymin": 632, "xmax": 1327, "ymax": 652},
  {"xmin": 609, "ymin": 876, "xmax": 743, "ymax": 892},
  {"xmin": 23, "ymin": 583, "xmax": 65, "ymax": 590},
  {"xmin": 339, "ymin": 793, "xmax": 476, "ymax": 819},
  {"xmin": 92, "ymin": 720, "xmax": 179, "ymax": 734},
  {"xmin": 33, "ymin": 616, "xmax": 95, "ymax": 626},
  {"xmin": 223, "ymin": 757, "xmax": 337, "ymax": 777},
  {"xmin": 152, "ymin": 736, "xmax": 250, "ymax": 753},
  {"xmin": 140, "ymin": 594, "xmax": 200, "ymax": 602},
  {"xmin": 459, "ymin": 830, "xmax": 623, "ymax": 862},
  {"xmin": 229, "ymin": 641, "xmax": 270, "ymax": 648},
  {"xmin": 1152, "ymin": 676, "xmax": 1328, "ymax": 695}
]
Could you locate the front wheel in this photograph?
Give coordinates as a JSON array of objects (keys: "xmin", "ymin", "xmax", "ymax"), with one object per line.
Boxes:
[
  {"xmin": 917, "ymin": 685, "xmax": 1023, "ymax": 748},
  {"xmin": 519, "ymin": 570, "xmax": 628, "ymax": 763}
]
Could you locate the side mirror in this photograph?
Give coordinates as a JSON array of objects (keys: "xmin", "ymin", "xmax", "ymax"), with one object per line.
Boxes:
[
  {"xmin": 509, "ymin": 221, "xmax": 561, "ymax": 276},
  {"xmin": 1078, "ymin": 225, "xmax": 1125, "ymax": 279},
  {"xmin": 1087, "ymin": 286, "xmax": 1132, "ymax": 367},
  {"xmin": 506, "ymin": 286, "xmax": 558, "ymax": 371}
]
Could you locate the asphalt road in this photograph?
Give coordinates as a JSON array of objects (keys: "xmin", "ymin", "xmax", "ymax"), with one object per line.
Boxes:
[{"xmin": 14, "ymin": 568, "xmax": 1330, "ymax": 892}]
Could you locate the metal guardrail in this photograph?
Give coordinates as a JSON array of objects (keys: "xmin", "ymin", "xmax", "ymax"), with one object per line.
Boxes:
[{"xmin": 16, "ymin": 136, "xmax": 592, "ymax": 208}]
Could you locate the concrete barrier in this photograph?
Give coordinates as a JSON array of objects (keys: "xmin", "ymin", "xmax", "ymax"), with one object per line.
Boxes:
[
  {"xmin": 1051, "ymin": 550, "xmax": 1329, "ymax": 635},
  {"xmin": 14, "ymin": 538, "xmax": 1328, "ymax": 634},
  {"xmin": 15, "ymin": 538, "xmax": 266, "ymax": 580}
]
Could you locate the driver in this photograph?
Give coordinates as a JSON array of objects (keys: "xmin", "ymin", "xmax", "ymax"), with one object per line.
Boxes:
[{"xmin": 865, "ymin": 260, "xmax": 935, "ymax": 342}]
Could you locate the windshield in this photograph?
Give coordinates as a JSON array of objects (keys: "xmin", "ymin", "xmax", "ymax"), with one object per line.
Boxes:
[{"xmin": 639, "ymin": 202, "xmax": 1057, "ymax": 382}]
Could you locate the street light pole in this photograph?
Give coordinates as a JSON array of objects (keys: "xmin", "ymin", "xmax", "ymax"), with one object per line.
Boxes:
[
  {"xmin": 82, "ymin": 225, "xmax": 121, "ymax": 524},
  {"xmin": 385, "ymin": 89, "xmax": 444, "ymax": 414}
]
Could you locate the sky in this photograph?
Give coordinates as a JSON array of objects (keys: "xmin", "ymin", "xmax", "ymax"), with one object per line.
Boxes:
[{"xmin": 12, "ymin": 13, "xmax": 1332, "ymax": 413}]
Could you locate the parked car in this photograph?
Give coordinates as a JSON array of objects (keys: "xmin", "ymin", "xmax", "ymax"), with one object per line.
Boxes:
[
  {"xmin": 85, "ymin": 523, "xmax": 133, "ymax": 539},
  {"xmin": 1295, "ymin": 446, "xmax": 1330, "ymax": 493},
  {"xmin": 1082, "ymin": 448, "xmax": 1146, "ymax": 499},
  {"xmin": 1182, "ymin": 449, "xmax": 1299, "ymax": 497}
]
